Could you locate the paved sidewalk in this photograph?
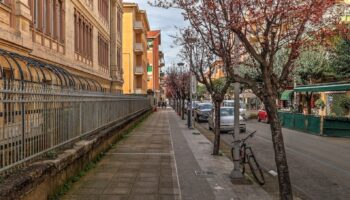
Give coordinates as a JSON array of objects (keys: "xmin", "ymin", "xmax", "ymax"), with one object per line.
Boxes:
[
  {"xmin": 63, "ymin": 109, "xmax": 271, "ymax": 200},
  {"xmin": 63, "ymin": 111, "xmax": 180, "ymax": 200},
  {"xmin": 168, "ymin": 110, "xmax": 271, "ymax": 200}
]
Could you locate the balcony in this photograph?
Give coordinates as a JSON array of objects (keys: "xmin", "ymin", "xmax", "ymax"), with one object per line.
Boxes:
[
  {"xmin": 134, "ymin": 43, "xmax": 143, "ymax": 55},
  {"xmin": 135, "ymin": 66, "xmax": 143, "ymax": 75},
  {"xmin": 134, "ymin": 21, "xmax": 143, "ymax": 33},
  {"xmin": 135, "ymin": 88, "xmax": 143, "ymax": 94}
]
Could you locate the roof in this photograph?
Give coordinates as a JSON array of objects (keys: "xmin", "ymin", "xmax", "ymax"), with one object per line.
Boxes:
[
  {"xmin": 294, "ymin": 83, "xmax": 350, "ymax": 92},
  {"xmin": 123, "ymin": 3, "xmax": 150, "ymax": 31},
  {"xmin": 147, "ymin": 30, "xmax": 161, "ymax": 45}
]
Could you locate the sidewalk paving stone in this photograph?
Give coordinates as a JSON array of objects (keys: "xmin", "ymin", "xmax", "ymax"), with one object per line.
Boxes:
[{"xmin": 63, "ymin": 111, "xmax": 180, "ymax": 200}]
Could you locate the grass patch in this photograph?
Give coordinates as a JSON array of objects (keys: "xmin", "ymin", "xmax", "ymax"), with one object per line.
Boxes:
[
  {"xmin": 45, "ymin": 150, "xmax": 58, "ymax": 160},
  {"xmin": 48, "ymin": 111, "xmax": 151, "ymax": 200}
]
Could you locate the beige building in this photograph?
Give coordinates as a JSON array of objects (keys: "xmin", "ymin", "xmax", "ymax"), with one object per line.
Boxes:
[
  {"xmin": 122, "ymin": 2, "xmax": 150, "ymax": 94},
  {"xmin": 0, "ymin": 0, "xmax": 123, "ymax": 92}
]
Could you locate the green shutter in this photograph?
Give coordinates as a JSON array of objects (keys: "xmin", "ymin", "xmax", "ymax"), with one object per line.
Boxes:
[{"xmin": 147, "ymin": 65, "xmax": 152, "ymax": 73}]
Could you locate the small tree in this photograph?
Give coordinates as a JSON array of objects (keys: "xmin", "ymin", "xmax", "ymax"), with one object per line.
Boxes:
[
  {"xmin": 164, "ymin": 65, "xmax": 191, "ymax": 119},
  {"xmin": 178, "ymin": 29, "xmax": 232, "ymax": 155},
  {"xmin": 330, "ymin": 36, "xmax": 350, "ymax": 80},
  {"xmin": 295, "ymin": 46, "xmax": 332, "ymax": 114}
]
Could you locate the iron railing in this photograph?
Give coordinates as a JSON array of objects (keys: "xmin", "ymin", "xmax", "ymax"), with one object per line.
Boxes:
[{"xmin": 0, "ymin": 79, "xmax": 151, "ymax": 173}]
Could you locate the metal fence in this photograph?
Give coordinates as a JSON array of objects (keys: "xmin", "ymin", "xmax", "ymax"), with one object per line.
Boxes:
[
  {"xmin": 278, "ymin": 112, "xmax": 350, "ymax": 137},
  {"xmin": 0, "ymin": 79, "xmax": 151, "ymax": 173}
]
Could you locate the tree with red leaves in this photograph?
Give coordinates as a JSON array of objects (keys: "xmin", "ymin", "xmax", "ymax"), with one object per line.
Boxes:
[
  {"xmin": 151, "ymin": 0, "xmax": 348, "ymax": 199},
  {"xmin": 164, "ymin": 65, "xmax": 191, "ymax": 119}
]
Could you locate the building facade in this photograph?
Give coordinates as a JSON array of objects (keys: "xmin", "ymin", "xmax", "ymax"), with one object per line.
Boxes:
[
  {"xmin": 147, "ymin": 30, "xmax": 164, "ymax": 100},
  {"xmin": 122, "ymin": 3, "xmax": 149, "ymax": 94},
  {"xmin": 0, "ymin": 0, "xmax": 124, "ymax": 92}
]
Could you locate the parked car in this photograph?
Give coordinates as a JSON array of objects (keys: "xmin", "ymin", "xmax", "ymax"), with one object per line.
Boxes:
[
  {"xmin": 258, "ymin": 108, "xmax": 269, "ymax": 123},
  {"xmin": 194, "ymin": 103, "xmax": 213, "ymax": 122},
  {"xmin": 222, "ymin": 100, "xmax": 247, "ymax": 119},
  {"xmin": 208, "ymin": 107, "xmax": 246, "ymax": 133}
]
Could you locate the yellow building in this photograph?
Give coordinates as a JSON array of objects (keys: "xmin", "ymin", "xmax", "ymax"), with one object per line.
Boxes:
[
  {"xmin": 122, "ymin": 3, "xmax": 150, "ymax": 94},
  {"xmin": 209, "ymin": 60, "xmax": 226, "ymax": 80},
  {"xmin": 0, "ymin": 0, "xmax": 124, "ymax": 92},
  {"xmin": 341, "ymin": 0, "xmax": 350, "ymax": 22}
]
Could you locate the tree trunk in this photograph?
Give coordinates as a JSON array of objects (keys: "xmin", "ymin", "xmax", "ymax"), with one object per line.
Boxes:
[
  {"xmin": 181, "ymin": 98, "xmax": 185, "ymax": 120},
  {"xmin": 264, "ymin": 95, "xmax": 293, "ymax": 200},
  {"xmin": 306, "ymin": 92, "xmax": 313, "ymax": 115},
  {"xmin": 213, "ymin": 100, "xmax": 221, "ymax": 155}
]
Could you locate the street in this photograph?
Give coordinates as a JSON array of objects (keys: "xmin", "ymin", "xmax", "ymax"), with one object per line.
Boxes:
[{"xmin": 198, "ymin": 120, "xmax": 350, "ymax": 200}]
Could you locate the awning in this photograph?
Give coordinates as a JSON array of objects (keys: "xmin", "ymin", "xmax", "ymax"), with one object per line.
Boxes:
[
  {"xmin": 280, "ymin": 90, "xmax": 293, "ymax": 100},
  {"xmin": 294, "ymin": 83, "xmax": 350, "ymax": 92}
]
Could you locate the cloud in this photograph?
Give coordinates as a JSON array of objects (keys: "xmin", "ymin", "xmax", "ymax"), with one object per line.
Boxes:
[{"xmin": 125, "ymin": 1, "xmax": 189, "ymax": 68}]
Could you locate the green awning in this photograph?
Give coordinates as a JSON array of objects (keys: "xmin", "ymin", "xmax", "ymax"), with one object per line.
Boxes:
[
  {"xmin": 281, "ymin": 90, "xmax": 293, "ymax": 100},
  {"xmin": 294, "ymin": 83, "xmax": 350, "ymax": 92}
]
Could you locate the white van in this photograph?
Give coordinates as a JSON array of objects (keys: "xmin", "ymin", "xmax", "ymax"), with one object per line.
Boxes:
[{"xmin": 222, "ymin": 100, "xmax": 246, "ymax": 119}]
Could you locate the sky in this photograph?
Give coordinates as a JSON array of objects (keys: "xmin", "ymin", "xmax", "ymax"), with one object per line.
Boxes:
[{"xmin": 127, "ymin": 0, "xmax": 188, "ymax": 69}]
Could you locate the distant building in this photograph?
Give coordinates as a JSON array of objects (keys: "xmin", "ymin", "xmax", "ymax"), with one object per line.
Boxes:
[
  {"xmin": 341, "ymin": 0, "xmax": 350, "ymax": 22},
  {"xmin": 122, "ymin": 2, "xmax": 150, "ymax": 94},
  {"xmin": 147, "ymin": 30, "xmax": 164, "ymax": 101},
  {"xmin": 0, "ymin": 0, "xmax": 124, "ymax": 92}
]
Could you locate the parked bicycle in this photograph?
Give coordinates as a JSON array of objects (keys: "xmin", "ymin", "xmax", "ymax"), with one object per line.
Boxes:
[{"xmin": 231, "ymin": 131, "xmax": 265, "ymax": 185}]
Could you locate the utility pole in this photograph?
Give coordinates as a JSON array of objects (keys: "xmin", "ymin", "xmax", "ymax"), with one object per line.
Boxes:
[
  {"xmin": 230, "ymin": 34, "xmax": 244, "ymax": 180},
  {"xmin": 188, "ymin": 72, "xmax": 193, "ymax": 129}
]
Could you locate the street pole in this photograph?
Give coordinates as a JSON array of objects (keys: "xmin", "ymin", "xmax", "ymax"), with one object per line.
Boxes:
[
  {"xmin": 230, "ymin": 34, "xmax": 244, "ymax": 180},
  {"xmin": 188, "ymin": 73, "xmax": 193, "ymax": 129}
]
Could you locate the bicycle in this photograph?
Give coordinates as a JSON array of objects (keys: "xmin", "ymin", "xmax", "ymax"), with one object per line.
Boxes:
[{"xmin": 231, "ymin": 131, "xmax": 265, "ymax": 185}]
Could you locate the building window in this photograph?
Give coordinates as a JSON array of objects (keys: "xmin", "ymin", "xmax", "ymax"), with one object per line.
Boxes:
[
  {"xmin": 74, "ymin": 9, "xmax": 93, "ymax": 61},
  {"xmin": 29, "ymin": 0, "xmax": 65, "ymax": 43},
  {"xmin": 117, "ymin": 7, "xmax": 122, "ymax": 36},
  {"xmin": 98, "ymin": 0, "xmax": 109, "ymax": 22},
  {"xmin": 0, "ymin": 0, "xmax": 11, "ymax": 5},
  {"xmin": 117, "ymin": 46, "xmax": 122, "ymax": 70},
  {"xmin": 98, "ymin": 33, "xmax": 109, "ymax": 70},
  {"xmin": 85, "ymin": 0, "xmax": 93, "ymax": 9}
]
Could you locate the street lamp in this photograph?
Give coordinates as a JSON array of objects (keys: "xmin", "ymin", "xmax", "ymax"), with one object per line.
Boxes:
[{"xmin": 230, "ymin": 34, "xmax": 244, "ymax": 180}]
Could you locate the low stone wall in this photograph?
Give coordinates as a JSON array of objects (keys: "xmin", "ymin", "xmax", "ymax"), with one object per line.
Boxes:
[{"xmin": 0, "ymin": 108, "xmax": 151, "ymax": 200}]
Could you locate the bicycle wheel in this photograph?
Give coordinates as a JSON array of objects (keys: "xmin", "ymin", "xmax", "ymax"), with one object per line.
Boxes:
[{"xmin": 248, "ymin": 154, "xmax": 265, "ymax": 185}]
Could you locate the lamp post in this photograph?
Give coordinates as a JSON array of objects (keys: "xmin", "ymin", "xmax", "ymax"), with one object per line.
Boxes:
[
  {"xmin": 188, "ymin": 72, "xmax": 193, "ymax": 129},
  {"xmin": 230, "ymin": 34, "xmax": 244, "ymax": 180}
]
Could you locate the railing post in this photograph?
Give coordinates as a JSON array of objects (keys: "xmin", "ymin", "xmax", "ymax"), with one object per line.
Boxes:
[
  {"xmin": 79, "ymin": 102, "xmax": 83, "ymax": 134},
  {"xmin": 320, "ymin": 116, "xmax": 324, "ymax": 136},
  {"xmin": 21, "ymin": 82, "xmax": 25, "ymax": 160}
]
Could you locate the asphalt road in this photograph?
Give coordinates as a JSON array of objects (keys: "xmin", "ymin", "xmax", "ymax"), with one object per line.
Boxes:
[{"xmin": 199, "ymin": 120, "xmax": 350, "ymax": 200}]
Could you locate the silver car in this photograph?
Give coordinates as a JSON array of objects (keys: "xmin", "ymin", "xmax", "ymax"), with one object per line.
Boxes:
[
  {"xmin": 194, "ymin": 103, "xmax": 213, "ymax": 122},
  {"xmin": 222, "ymin": 100, "xmax": 247, "ymax": 119},
  {"xmin": 208, "ymin": 107, "xmax": 246, "ymax": 133}
]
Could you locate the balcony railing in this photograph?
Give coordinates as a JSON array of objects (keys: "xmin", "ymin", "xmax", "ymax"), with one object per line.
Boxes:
[
  {"xmin": 134, "ymin": 43, "xmax": 143, "ymax": 53},
  {"xmin": 135, "ymin": 88, "xmax": 143, "ymax": 94},
  {"xmin": 134, "ymin": 21, "xmax": 143, "ymax": 31},
  {"xmin": 135, "ymin": 66, "xmax": 143, "ymax": 75}
]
